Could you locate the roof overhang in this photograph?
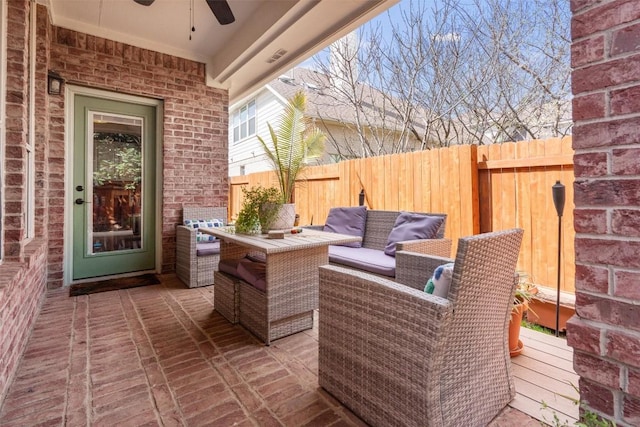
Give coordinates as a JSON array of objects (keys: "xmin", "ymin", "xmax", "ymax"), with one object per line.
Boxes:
[{"xmin": 44, "ymin": 0, "xmax": 398, "ymax": 102}]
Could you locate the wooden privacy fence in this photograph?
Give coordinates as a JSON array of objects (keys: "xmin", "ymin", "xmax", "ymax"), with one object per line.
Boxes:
[{"xmin": 229, "ymin": 137, "xmax": 575, "ymax": 293}]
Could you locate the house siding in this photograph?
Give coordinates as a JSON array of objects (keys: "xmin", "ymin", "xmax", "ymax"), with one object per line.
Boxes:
[
  {"xmin": 315, "ymin": 120, "xmax": 366, "ymax": 162},
  {"xmin": 229, "ymin": 88, "xmax": 283, "ymax": 176},
  {"xmin": 568, "ymin": 0, "xmax": 640, "ymax": 424},
  {"xmin": 227, "ymin": 75, "xmax": 421, "ymax": 176}
]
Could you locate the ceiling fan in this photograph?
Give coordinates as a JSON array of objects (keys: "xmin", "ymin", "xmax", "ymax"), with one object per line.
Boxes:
[{"xmin": 133, "ymin": 0, "xmax": 235, "ymax": 25}]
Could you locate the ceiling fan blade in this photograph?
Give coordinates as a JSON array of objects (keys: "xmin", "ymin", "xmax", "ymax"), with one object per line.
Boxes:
[
  {"xmin": 133, "ymin": 0, "xmax": 155, "ymax": 5},
  {"xmin": 206, "ymin": 0, "xmax": 235, "ymax": 25}
]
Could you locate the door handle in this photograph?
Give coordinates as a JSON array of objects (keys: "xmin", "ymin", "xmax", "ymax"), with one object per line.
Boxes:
[{"xmin": 75, "ymin": 198, "xmax": 85, "ymax": 205}]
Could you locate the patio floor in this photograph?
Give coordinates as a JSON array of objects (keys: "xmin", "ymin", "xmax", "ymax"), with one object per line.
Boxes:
[{"xmin": 0, "ymin": 274, "xmax": 575, "ymax": 426}]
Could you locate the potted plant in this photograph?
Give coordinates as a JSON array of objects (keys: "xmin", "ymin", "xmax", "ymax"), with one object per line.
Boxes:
[
  {"xmin": 509, "ymin": 272, "xmax": 538, "ymax": 357},
  {"xmin": 234, "ymin": 186, "xmax": 282, "ymax": 234},
  {"xmin": 257, "ymin": 90, "xmax": 326, "ymax": 230}
]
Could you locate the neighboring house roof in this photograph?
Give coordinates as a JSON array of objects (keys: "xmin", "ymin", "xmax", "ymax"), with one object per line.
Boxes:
[{"xmin": 264, "ymin": 67, "xmax": 422, "ymax": 134}]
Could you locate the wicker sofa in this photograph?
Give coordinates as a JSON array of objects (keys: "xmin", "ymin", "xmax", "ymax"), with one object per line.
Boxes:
[
  {"xmin": 175, "ymin": 206, "xmax": 227, "ymax": 288},
  {"xmin": 318, "ymin": 228, "xmax": 524, "ymax": 427},
  {"xmin": 308, "ymin": 209, "xmax": 452, "ymax": 279}
]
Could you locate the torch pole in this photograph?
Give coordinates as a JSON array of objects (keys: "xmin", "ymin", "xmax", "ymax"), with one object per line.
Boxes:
[
  {"xmin": 552, "ymin": 181, "xmax": 566, "ymax": 337},
  {"xmin": 555, "ymin": 213, "xmax": 562, "ymax": 337}
]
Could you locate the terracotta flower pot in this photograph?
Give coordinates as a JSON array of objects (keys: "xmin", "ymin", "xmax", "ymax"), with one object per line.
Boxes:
[
  {"xmin": 509, "ymin": 301, "xmax": 528, "ymax": 357},
  {"xmin": 526, "ymin": 295, "xmax": 575, "ymax": 333}
]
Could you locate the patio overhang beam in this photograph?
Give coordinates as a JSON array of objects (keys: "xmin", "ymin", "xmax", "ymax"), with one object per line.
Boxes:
[{"xmin": 213, "ymin": 0, "xmax": 399, "ymax": 102}]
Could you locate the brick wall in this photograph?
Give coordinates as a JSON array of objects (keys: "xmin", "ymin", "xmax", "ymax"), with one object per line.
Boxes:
[
  {"xmin": 0, "ymin": 244, "xmax": 47, "ymax": 402},
  {"xmin": 4, "ymin": 0, "xmax": 29, "ymax": 261},
  {"xmin": 0, "ymin": 0, "xmax": 49, "ymax": 403},
  {"xmin": 34, "ymin": 4, "xmax": 51, "ymax": 239},
  {"xmin": 568, "ymin": 0, "xmax": 640, "ymax": 425},
  {"xmin": 47, "ymin": 24, "xmax": 230, "ymax": 288},
  {"xmin": 1, "ymin": 0, "xmax": 229, "ymax": 399}
]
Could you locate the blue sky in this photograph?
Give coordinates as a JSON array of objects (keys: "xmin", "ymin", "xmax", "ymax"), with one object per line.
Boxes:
[{"xmin": 297, "ymin": 0, "xmax": 404, "ymax": 68}]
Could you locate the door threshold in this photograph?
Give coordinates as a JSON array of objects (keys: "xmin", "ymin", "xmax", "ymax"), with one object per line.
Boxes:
[{"xmin": 70, "ymin": 269, "xmax": 158, "ymax": 285}]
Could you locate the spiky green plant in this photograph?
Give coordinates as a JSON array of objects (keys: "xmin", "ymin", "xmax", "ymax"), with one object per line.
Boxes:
[{"xmin": 257, "ymin": 91, "xmax": 326, "ymax": 203}]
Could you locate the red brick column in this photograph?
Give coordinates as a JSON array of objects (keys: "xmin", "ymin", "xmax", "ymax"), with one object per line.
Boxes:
[
  {"xmin": 0, "ymin": 0, "xmax": 49, "ymax": 403},
  {"xmin": 3, "ymin": 0, "xmax": 30, "ymax": 260},
  {"xmin": 569, "ymin": 0, "xmax": 640, "ymax": 424}
]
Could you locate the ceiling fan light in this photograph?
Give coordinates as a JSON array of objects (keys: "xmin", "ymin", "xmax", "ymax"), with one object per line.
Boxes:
[{"xmin": 133, "ymin": 0, "xmax": 155, "ymax": 6}]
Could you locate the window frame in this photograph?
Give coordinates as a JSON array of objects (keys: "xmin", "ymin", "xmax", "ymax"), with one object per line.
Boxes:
[{"xmin": 231, "ymin": 99, "xmax": 256, "ymax": 144}]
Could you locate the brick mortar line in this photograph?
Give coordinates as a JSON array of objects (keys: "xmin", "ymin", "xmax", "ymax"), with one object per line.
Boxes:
[
  {"xmin": 163, "ymin": 285, "xmax": 274, "ymax": 426},
  {"xmin": 88, "ymin": 292, "xmax": 159, "ymax": 425},
  {"xmin": 63, "ymin": 294, "xmax": 75, "ymax": 424},
  {"xmin": 120, "ymin": 287, "xmax": 186, "ymax": 425},
  {"xmin": 266, "ymin": 326, "xmax": 345, "ymax": 425},
  {"xmin": 63, "ymin": 294, "xmax": 90, "ymax": 425},
  {"xmin": 82, "ymin": 296, "xmax": 91, "ymax": 426},
  {"xmin": 0, "ymin": 291, "xmax": 70, "ymax": 424}
]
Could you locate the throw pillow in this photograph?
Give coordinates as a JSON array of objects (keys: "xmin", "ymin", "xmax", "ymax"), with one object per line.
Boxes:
[
  {"xmin": 196, "ymin": 233, "xmax": 216, "ymax": 242},
  {"xmin": 384, "ymin": 212, "xmax": 444, "ymax": 257},
  {"xmin": 184, "ymin": 218, "xmax": 224, "ymax": 229},
  {"xmin": 424, "ymin": 262, "xmax": 454, "ymax": 298},
  {"xmin": 184, "ymin": 218, "xmax": 224, "ymax": 242},
  {"xmin": 323, "ymin": 206, "xmax": 367, "ymax": 248}
]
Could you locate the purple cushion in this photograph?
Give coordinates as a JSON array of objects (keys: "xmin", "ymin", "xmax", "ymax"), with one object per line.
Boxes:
[
  {"xmin": 237, "ymin": 260, "xmax": 267, "ymax": 292},
  {"xmin": 384, "ymin": 212, "xmax": 445, "ymax": 257},
  {"xmin": 218, "ymin": 256, "xmax": 266, "ymax": 279},
  {"xmin": 245, "ymin": 252, "xmax": 266, "ymax": 263},
  {"xmin": 196, "ymin": 241, "xmax": 220, "ymax": 257},
  {"xmin": 323, "ymin": 206, "xmax": 367, "ymax": 248},
  {"xmin": 328, "ymin": 246, "xmax": 396, "ymax": 277},
  {"xmin": 218, "ymin": 258, "xmax": 244, "ymax": 278}
]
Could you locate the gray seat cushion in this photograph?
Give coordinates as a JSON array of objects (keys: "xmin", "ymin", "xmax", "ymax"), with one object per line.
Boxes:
[
  {"xmin": 328, "ymin": 245, "xmax": 396, "ymax": 277},
  {"xmin": 196, "ymin": 241, "xmax": 220, "ymax": 257}
]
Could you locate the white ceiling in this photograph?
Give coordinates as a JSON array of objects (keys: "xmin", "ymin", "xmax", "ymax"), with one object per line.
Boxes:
[{"xmin": 45, "ymin": 0, "xmax": 398, "ymax": 102}]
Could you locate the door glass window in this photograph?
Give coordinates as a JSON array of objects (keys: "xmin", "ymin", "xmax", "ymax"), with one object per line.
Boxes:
[{"xmin": 89, "ymin": 112, "xmax": 143, "ymax": 254}]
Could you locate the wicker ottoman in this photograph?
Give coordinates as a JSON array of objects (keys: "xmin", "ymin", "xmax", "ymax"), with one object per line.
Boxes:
[
  {"xmin": 214, "ymin": 271, "xmax": 239, "ymax": 324},
  {"xmin": 238, "ymin": 279, "xmax": 314, "ymax": 345}
]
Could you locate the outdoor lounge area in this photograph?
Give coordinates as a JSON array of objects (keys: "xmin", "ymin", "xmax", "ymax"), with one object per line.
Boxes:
[
  {"xmin": 2, "ymin": 0, "xmax": 640, "ymax": 426},
  {"xmin": 0, "ymin": 274, "xmax": 576, "ymax": 426}
]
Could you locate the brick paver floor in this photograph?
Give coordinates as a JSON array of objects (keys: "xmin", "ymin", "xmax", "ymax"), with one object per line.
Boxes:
[{"xmin": 0, "ymin": 274, "xmax": 543, "ymax": 426}]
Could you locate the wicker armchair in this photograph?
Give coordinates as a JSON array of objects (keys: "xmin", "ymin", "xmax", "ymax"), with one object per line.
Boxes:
[
  {"xmin": 176, "ymin": 206, "xmax": 227, "ymax": 288},
  {"xmin": 318, "ymin": 228, "xmax": 524, "ymax": 427}
]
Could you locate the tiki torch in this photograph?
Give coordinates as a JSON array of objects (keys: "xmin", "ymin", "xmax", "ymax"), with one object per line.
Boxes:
[{"xmin": 552, "ymin": 181, "xmax": 565, "ymax": 337}]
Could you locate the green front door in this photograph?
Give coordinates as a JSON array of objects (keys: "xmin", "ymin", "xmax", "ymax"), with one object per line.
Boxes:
[{"xmin": 72, "ymin": 95, "xmax": 157, "ymax": 280}]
